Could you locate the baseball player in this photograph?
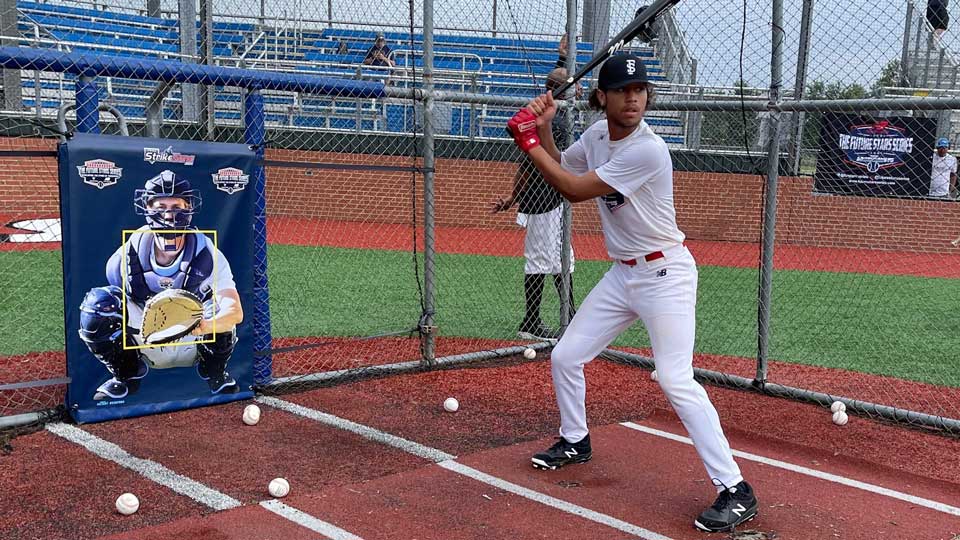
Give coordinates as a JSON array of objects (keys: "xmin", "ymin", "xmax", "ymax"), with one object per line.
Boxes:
[
  {"xmin": 492, "ymin": 68, "xmax": 577, "ymax": 340},
  {"xmin": 506, "ymin": 54, "xmax": 759, "ymax": 532},
  {"xmin": 78, "ymin": 170, "xmax": 243, "ymax": 401},
  {"xmin": 930, "ymin": 137, "xmax": 957, "ymax": 198}
]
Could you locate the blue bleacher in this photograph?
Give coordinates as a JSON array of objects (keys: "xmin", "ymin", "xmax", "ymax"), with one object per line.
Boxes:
[{"xmin": 15, "ymin": 1, "xmax": 680, "ymax": 144}]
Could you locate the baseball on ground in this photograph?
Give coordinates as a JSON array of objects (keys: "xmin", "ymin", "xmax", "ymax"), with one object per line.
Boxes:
[
  {"xmin": 268, "ymin": 478, "xmax": 290, "ymax": 498},
  {"xmin": 650, "ymin": 370, "xmax": 658, "ymax": 382},
  {"xmin": 523, "ymin": 348, "xmax": 537, "ymax": 360},
  {"xmin": 115, "ymin": 493, "xmax": 140, "ymax": 515},
  {"xmin": 242, "ymin": 404, "xmax": 261, "ymax": 426},
  {"xmin": 830, "ymin": 401, "xmax": 846, "ymax": 414},
  {"xmin": 832, "ymin": 411, "xmax": 849, "ymax": 426},
  {"xmin": 443, "ymin": 397, "xmax": 459, "ymax": 412}
]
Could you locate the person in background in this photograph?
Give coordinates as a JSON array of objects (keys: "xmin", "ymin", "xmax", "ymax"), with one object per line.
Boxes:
[
  {"xmin": 363, "ymin": 32, "xmax": 395, "ymax": 67},
  {"xmin": 930, "ymin": 137, "xmax": 957, "ymax": 198},
  {"xmin": 928, "ymin": 0, "xmax": 950, "ymax": 38}
]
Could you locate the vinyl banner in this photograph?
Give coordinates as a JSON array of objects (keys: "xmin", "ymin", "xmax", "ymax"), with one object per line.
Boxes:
[
  {"xmin": 60, "ymin": 133, "xmax": 255, "ymax": 423},
  {"xmin": 814, "ymin": 113, "xmax": 937, "ymax": 198}
]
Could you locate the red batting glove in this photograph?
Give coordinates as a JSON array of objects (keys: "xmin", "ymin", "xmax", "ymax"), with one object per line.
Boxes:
[{"xmin": 507, "ymin": 109, "xmax": 541, "ymax": 153}]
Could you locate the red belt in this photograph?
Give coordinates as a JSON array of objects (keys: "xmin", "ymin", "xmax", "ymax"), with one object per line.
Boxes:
[{"xmin": 620, "ymin": 251, "xmax": 664, "ymax": 266}]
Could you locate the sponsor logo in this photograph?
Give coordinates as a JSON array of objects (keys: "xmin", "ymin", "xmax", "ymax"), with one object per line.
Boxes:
[
  {"xmin": 656, "ymin": 269, "xmax": 667, "ymax": 277},
  {"xmin": 158, "ymin": 277, "xmax": 174, "ymax": 289},
  {"xmin": 143, "ymin": 146, "xmax": 196, "ymax": 166},
  {"xmin": 602, "ymin": 191, "xmax": 626, "ymax": 212},
  {"xmin": 211, "ymin": 167, "xmax": 250, "ymax": 194},
  {"xmin": 563, "ymin": 448, "xmax": 578, "ymax": 458},
  {"xmin": 77, "ymin": 159, "xmax": 122, "ymax": 189},
  {"xmin": 731, "ymin": 503, "xmax": 746, "ymax": 517},
  {"xmin": 838, "ymin": 120, "xmax": 913, "ymax": 174}
]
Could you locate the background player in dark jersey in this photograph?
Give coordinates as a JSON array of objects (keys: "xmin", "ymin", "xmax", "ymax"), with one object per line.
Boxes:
[{"xmin": 492, "ymin": 68, "xmax": 577, "ymax": 340}]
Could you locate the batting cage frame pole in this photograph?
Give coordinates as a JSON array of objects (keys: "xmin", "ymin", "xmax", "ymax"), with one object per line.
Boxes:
[
  {"xmin": 756, "ymin": 0, "xmax": 785, "ymax": 383},
  {"xmin": 559, "ymin": 0, "xmax": 577, "ymax": 330},
  {"xmin": 419, "ymin": 0, "xmax": 437, "ymax": 365}
]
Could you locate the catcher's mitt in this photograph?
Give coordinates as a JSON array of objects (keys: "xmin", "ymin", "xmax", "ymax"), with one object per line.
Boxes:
[{"xmin": 141, "ymin": 289, "xmax": 203, "ymax": 344}]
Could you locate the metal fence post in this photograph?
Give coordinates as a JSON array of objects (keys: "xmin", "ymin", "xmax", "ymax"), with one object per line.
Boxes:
[
  {"xmin": 421, "ymin": 0, "xmax": 437, "ymax": 364},
  {"xmin": 74, "ymin": 75, "xmax": 100, "ymax": 134},
  {"xmin": 757, "ymin": 0, "xmax": 785, "ymax": 383}
]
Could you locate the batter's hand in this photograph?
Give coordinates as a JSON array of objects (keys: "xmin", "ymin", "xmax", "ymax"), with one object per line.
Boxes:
[
  {"xmin": 527, "ymin": 92, "xmax": 557, "ymax": 127},
  {"xmin": 507, "ymin": 109, "xmax": 541, "ymax": 152},
  {"xmin": 490, "ymin": 195, "xmax": 514, "ymax": 213}
]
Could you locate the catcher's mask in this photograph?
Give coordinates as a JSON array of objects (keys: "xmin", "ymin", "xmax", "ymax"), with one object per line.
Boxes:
[
  {"xmin": 134, "ymin": 170, "xmax": 202, "ymax": 239},
  {"xmin": 78, "ymin": 285, "xmax": 124, "ymax": 352}
]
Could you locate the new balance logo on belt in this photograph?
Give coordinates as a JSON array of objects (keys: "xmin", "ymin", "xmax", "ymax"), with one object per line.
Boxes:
[{"xmin": 656, "ymin": 269, "xmax": 667, "ymax": 277}]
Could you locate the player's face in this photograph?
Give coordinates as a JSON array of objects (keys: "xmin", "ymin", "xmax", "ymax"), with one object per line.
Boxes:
[
  {"xmin": 601, "ymin": 83, "xmax": 648, "ymax": 130},
  {"xmin": 148, "ymin": 196, "xmax": 190, "ymax": 226},
  {"xmin": 938, "ymin": 146, "xmax": 948, "ymax": 156}
]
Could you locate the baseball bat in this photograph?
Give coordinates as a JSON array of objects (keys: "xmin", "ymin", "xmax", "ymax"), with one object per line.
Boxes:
[{"xmin": 551, "ymin": 0, "xmax": 684, "ymax": 99}]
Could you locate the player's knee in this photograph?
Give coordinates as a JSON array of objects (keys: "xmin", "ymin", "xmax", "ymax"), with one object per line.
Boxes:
[{"xmin": 549, "ymin": 337, "xmax": 583, "ymax": 370}]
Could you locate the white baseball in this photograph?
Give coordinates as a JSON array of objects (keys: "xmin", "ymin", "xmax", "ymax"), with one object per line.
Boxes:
[
  {"xmin": 832, "ymin": 411, "xmax": 849, "ymax": 426},
  {"xmin": 443, "ymin": 397, "xmax": 459, "ymax": 413},
  {"xmin": 830, "ymin": 401, "xmax": 846, "ymax": 414},
  {"xmin": 650, "ymin": 369, "xmax": 658, "ymax": 382},
  {"xmin": 242, "ymin": 404, "xmax": 261, "ymax": 426},
  {"xmin": 115, "ymin": 493, "xmax": 139, "ymax": 515},
  {"xmin": 523, "ymin": 348, "xmax": 536, "ymax": 360},
  {"xmin": 268, "ymin": 478, "xmax": 290, "ymax": 498}
]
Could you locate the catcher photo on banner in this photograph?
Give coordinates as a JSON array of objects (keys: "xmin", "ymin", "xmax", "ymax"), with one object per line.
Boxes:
[{"xmin": 59, "ymin": 133, "xmax": 256, "ymax": 424}]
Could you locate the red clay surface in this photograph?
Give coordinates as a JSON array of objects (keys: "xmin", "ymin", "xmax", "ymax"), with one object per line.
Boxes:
[
  {"xmin": 4, "ymin": 357, "xmax": 960, "ymax": 540},
  {"xmin": 96, "ymin": 505, "xmax": 313, "ymax": 540}
]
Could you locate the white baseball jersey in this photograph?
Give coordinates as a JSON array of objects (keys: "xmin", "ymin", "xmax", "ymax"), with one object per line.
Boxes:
[
  {"xmin": 561, "ymin": 119, "xmax": 685, "ymax": 259},
  {"xmin": 548, "ymin": 118, "xmax": 743, "ymax": 489},
  {"xmin": 930, "ymin": 152, "xmax": 957, "ymax": 197}
]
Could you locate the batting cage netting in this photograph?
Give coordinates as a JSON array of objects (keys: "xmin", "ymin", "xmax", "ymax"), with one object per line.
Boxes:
[{"xmin": 1, "ymin": 0, "xmax": 959, "ymax": 436}]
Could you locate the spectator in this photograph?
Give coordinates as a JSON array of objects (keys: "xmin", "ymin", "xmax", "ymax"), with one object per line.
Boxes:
[
  {"xmin": 930, "ymin": 137, "xmax": 957, "ymax": 198},
  {"xmin": 363, "ymin": 32, "xmax": 395, "ymax": 67},
  {"xmin": 491, "ymin": 67, "xmax": 578, "ymax": 340},
  {"xmin": 336, "ymin": 39, "xmax": 349, "ymax": 55},
  {"xmin": 928, "ymin": 0, "xmax": 950, "ymax": 38}
]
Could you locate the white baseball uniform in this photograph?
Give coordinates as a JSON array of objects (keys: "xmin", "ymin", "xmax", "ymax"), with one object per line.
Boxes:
[
  {"xmin": 930, "ymin": 152, "xmax": 957, "ymax": 197},
  {"xmin": 551, "ymin": 118, "xmax": 743, "ymax": 490}
]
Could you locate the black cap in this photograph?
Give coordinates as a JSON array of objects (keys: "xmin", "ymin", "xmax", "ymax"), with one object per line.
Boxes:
[{"xmin": 598, "ymin": 54, "xmax": 648, "ymax": 90}]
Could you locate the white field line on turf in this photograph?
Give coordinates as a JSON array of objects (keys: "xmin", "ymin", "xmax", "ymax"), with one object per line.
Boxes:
[
  {"xmin": 46, "ymin": 423, "xmax": 242, "ymax": 511},
  {"xmin": 438, "ymin": 461, "xmax": 672, "ymax": 540},
  {"xmin": 260, "ymin": 397, "xmax": 675, "ymax": 540},
  {"xmin": 256, "ymin": 395, "xmax": 455, "ymax": 462},
  {"xmin": 620, "ymin": 421, "xmax": 960, "ymax": 517},
  {"xmin": 46, "ymin": 423, "xmax": 365, "ymax": 540},
  {"xmin": 260, "ymin": 500, "xmax": 364, "ymax": 540}
]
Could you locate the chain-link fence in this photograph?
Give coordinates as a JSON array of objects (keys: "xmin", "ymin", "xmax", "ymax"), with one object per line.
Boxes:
[{"xmin": 1, "ymin": 0, "xmax": 959, "ymax": 435}]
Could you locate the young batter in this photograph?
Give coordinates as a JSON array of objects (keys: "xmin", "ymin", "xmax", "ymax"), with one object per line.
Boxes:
[{"xmin": 506, "ymin": 54, "xmax": 759, "ymax": 533}]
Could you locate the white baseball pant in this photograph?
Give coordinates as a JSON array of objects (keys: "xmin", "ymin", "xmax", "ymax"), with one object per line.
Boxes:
[{"xmin": 549, "ymin": 243, "xmax": 743, "ymax": 490}]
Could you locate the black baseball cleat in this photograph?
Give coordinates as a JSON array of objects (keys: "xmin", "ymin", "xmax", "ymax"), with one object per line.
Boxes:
[
  {"xmin": 518, "ymin": 320, "xmax": 561, "ymax": 341},
  {"xmin": 531, "ymin": 435, "xmax": 592, "ymax": 470},
  {"xmin": 93, "ymin": 378, "xmax": 128, "ymax": 400},
  {"xmin": 694, "ymin": 480, "xmax": 759, "ymax": 533},
  {"xmin": 207, "ymin": 372, "xmax": 239, "ymax": 394}
]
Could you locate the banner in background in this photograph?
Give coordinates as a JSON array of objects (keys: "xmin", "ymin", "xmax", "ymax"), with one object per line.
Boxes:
[
  {"xmin": 60, "ymin": 133, "xmax": 255, "ymax": 424},
  {"xmin": 814, "ymin": 113, "xmax": 937, "ymax": 198}
]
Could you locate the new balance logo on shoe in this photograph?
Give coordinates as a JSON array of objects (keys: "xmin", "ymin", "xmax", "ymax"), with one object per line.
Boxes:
[
  {"xmin": 694, "ymin": 480, "xmax": 759, "ymax": 533},
  {"xmin": 563, "ymin": 449, "xmax": 578, "ymax": 458},
  {"xmin": 731, "ymin": 504, "xmax": 746, "ymax": 517}
]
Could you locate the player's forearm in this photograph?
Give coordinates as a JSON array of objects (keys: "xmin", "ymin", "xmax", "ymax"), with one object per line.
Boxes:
[{"xmin": 199, "ymin": 294, "xmax": 243, "ymax": 333}]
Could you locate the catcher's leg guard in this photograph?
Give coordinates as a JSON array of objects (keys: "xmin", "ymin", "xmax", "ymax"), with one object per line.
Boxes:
[
  {"xmin": 197, "ymin": 330, "xmax": 238, "ymax": 394},
  {"xmin": 87, "ymin": 341, "xmax": 148, "ymax": 400}
]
